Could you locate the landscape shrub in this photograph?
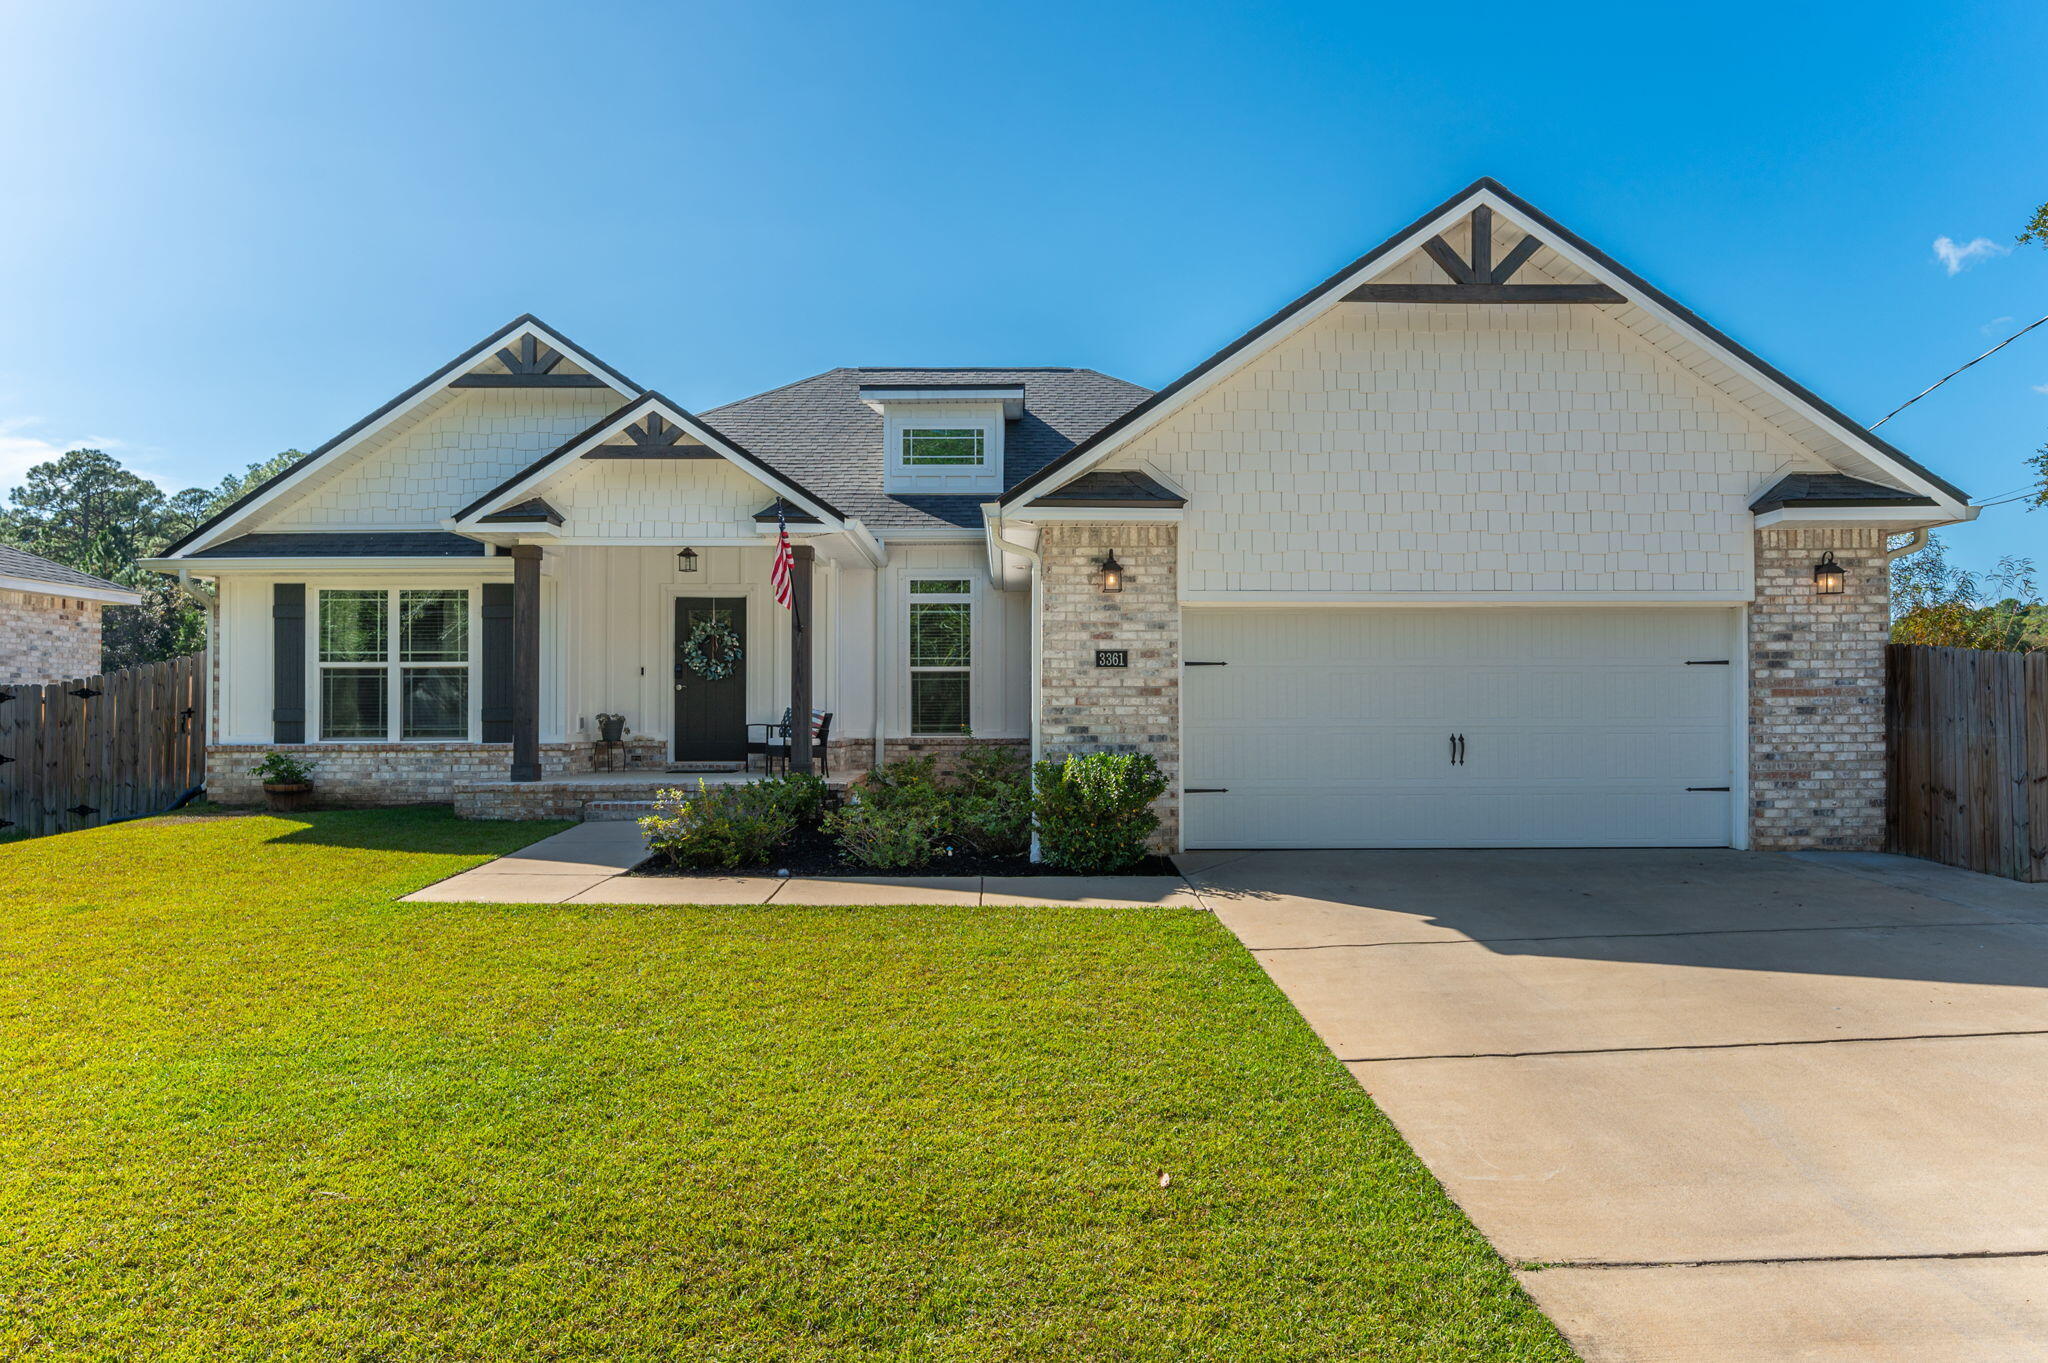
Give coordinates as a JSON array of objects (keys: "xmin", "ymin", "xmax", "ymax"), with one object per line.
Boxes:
[
  {"xmin": 754, "ymin": 771, "xmax": 828, "ymax": 823},
  {"xmin": 639, "ymin": 780, "xmax": 797, "ymax": 870},
  {"xmin": 950, "ymin": 743, "xmax": 1031, "ymax": 857},
  {"xmin": 823, "ymin": 795, "xmax": 947, "ymax": 870},
  {"xmin": 858, "ymin": 756, "xmax": 947, "ymax": 814},
  {"xmin": 251, "ymin": 752, "xmax": 315, "ymax": 785},
  {"xmin": 1032, "ymin": 752, "xmax": 1168, "ymax": 873}
]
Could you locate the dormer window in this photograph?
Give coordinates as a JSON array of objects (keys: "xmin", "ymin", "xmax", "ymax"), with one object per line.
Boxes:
[
  {"xmin": 862, "ymin": 385, "xmax": 1021, "ymax": 495},
  {"xmin": 902, "ymin": 427, "xmax": 986, "ymax": 467}
]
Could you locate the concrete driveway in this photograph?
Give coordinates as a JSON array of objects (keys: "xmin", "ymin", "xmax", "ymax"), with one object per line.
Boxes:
[{"xmin": 1183, "ymin": 848, "xmax": 2048, "ymax": 1363}]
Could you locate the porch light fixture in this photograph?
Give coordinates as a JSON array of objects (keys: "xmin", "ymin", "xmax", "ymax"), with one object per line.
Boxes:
[
  {"xmin": 1813, "ymin": 551, "xmax": 1845, "ymax": 596},
  {"xmin": 677, "ymin": 547, "xmax": 700, "ymax": 574},
  {"xmin": 1098, "ymin": 550, "xmax": 1124, "ymax": 594}
]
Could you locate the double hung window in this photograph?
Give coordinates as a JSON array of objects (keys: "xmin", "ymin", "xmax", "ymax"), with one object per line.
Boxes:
[{"xmin": 317, "ymin": 588, "xmax": 471, "ymax": 741}]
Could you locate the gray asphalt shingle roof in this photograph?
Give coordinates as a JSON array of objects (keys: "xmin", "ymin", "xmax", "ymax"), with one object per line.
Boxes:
[
  {"xmin": 703, "ymin": 368, "xmax": 1153, "ymax": 530},
  {"xmin": 1749, "ymin": 473, "xmax": 1936, "ymax": 514},
  {"xmin": 0, "ymin": 543, "xmax": 136, "ymax": 595},
  {"xmin": 191, "ymin": 532, "xmax": 488, "ymax": 558}
]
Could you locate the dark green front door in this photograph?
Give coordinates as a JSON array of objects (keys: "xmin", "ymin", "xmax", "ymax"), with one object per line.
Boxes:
[{"xmin": 674, "ymin": 597, "xmax": 748, "ymax": 762}]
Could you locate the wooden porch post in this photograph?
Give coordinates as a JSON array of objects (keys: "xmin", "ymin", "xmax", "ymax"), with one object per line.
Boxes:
[
  {"xmin": 790, "ymin": 544, "xmax": 814, "ymax": 774},
  {"xmin": 509, "ymin": 544, "xmax": 542, "ymax": 782}
]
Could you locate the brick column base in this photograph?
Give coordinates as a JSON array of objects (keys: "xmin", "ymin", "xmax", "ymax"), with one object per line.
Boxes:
[
  {"xmin": 1749, "ymin": 525, "xmax": 1892, "ymax": 850},
  {"xmin": 1036, "ymin": 522, "xmax": 1179, "ymax": 850}
]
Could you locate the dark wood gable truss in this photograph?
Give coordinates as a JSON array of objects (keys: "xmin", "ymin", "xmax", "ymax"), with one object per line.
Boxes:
[
  {"xmin": 1344, "ymin": 206, "xmax": 1624, "ymax": 304},
  {"xmin": 450, "ymin": 334, "xmax": 611, "ymax": 387},
  {"xmin": 582, "ymin": 411, "xmax": 717, "ymax": 459}
]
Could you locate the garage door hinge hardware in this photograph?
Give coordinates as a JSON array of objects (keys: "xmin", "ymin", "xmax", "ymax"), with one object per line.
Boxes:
[
  {"xmin": 1684, "ymin": 659, "xmax": 1731, "ymax": 665},
  {"xmin": 1185, "ymin": 787, "xmax": 1228, "ymax": 794},
  {"xmin": 1184, "ymin": 661, "xmax": 1227, "ymax": 666},
  {"xmin": 1686, "ymin": 786, "xmax": 1731, "ymax": 792}
]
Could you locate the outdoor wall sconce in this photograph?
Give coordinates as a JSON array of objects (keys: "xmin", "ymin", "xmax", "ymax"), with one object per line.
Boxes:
[
  {"xmin": 1098, "ymin": 550, "xmax": 1124, "ymax": 593},
  {"xmin": 677, "ymin": 547, "xmax": 700, "ymax": 574},
  {"xmin": 1813, "ymin": 551, "xmax": 1845, "ymax": 595}
]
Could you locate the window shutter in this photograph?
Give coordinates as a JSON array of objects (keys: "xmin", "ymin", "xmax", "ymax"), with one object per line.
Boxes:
[
  {"xmin": 272, "ymin": 584, "xmax": 306, "ymax": 743},
  {"xmin": 480, "ymin": 583, "xmax": 514, "ymax": 743}
]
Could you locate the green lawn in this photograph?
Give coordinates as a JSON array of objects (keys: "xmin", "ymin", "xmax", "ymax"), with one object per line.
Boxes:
[{"xmin": 0, "ymin": 809, "xmax": 1571, "ymax": 1361}]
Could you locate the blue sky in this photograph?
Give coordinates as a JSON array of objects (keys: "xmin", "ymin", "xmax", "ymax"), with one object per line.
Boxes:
[{"xmin": 1, "ymin": 0, "xmax": 2044, "ymax": 572}]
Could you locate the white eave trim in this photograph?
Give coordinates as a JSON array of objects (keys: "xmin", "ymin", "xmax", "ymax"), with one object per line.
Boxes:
[
  {"xmin": 1180, "ymin": 590, "xmax": 1755, "ymax": 606},
  {"xmin": 860, "ymin": 387, "xmax": 1025, "ymax": 418},
  {"xmin": 454, "ymin": 397, "xmax": 845, "ymax": 532},
  {"xmin": 1005, "ymin": 185, "xmax": 1972, "ymax": 520},
  {"xmin": 0, "ymin": 573, "xmax": 142, "ymax": 605},
  {"xmin": 1006, "ymin": 506, "xmax": 1184, "ymax": 523},
  {"xmin": 140, "ymin": 556, "xmax": 511, "ymax": 575},
  {"xmin": 1752, "ymin": 504, "xmax": 1976, "ymax": 529},
  {"xmin": 170, "ymin": 318, "xmax": 639, "ymax": 560}
]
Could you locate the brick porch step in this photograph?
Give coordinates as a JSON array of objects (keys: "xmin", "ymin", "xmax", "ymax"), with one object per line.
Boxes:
[
  {"xmin": 585, "ymin": 801, "xmax": 659, "ymax": 821},
  {"xmin": 665, "ymin": 762, "xmax": 744, "ymax": 773}
]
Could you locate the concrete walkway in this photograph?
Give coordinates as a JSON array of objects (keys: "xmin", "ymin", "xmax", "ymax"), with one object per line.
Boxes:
[
  {"xmin": 1184, "ymin": 847, "xmax": 2048, "ymax": 1363},
  {"xmin": 403, "ymin": 821, "xmax": 1201, "ymax": 908}
]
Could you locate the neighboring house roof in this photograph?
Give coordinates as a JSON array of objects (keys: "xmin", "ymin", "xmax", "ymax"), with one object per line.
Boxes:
[
  {"xmin": 190, "ymin": 532, "xmax": 488, "ymax": 558},
  {"xmin": 1000, "ymin": 178, "xmax": 1972, "ymax": 513},
  {"xmin": 0, "ymin": 544, "xmax": 142, "ymax": 604},
  {"xmin": 160, "ymin": 314, "xmax": 643, "ymax": 558},
  {"xmin": 1749, "ymin": 473, "xmax": 1940, "ymax": 515},
  {"xmin": 704, "ymin": 368, "xmax": 1153, "ymax": 530},
  {"xmin": 1031, "ymin": 470, "xmax": 1186, "ymax": 508}
]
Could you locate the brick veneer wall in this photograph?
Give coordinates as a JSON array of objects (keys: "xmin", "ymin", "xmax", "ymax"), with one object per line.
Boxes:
[
  {"xmin": 1036, "ymin": 522, "xmax": 1179, "ymax": 850},
  {"xmin": 206, "ymin": 739, "xmax": 666, "ymax": 806},
  {"xmin": 1749, "ymin": 524, "xmax": 1893, "ymax": 850},
  {"xmin": 827, "ymin": 736, "xmax": 1027, "ymax": 778},
  {"xmin": 0, "ymin": 589, "xmax": 103, "ymax": 683}
]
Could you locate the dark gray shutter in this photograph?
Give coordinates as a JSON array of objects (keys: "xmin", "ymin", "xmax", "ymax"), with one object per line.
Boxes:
[
  {"xmin": 272, "ymin": 583, "xmax": 306, "ymax": 743},
  {"xmin": 480, "ymin": 583, "xmax": 514, "ymax": 743}
]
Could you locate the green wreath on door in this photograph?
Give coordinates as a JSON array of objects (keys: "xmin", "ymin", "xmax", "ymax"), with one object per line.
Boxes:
[{"xmin": 682, "ymin": 618, "xmax": 743, "ymax": 681}]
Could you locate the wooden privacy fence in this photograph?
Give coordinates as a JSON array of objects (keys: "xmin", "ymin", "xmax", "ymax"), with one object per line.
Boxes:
[
  {"xmin": 0, "ymin": 653, "xmax": 206, "ymax": 839},
  {"xmin": 1886, "ymin": 644, "xmax": 2048, "ymax": 883}
]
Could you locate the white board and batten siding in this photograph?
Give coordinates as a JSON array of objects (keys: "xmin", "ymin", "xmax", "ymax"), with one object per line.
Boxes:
[{"xmin": 1182, "ymin": 607, "xmax": 1740, "ymax": 849}]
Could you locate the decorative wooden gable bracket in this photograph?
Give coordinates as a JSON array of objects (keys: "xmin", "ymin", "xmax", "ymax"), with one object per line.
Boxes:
[
  {"xmin": 583, "ymin": 411, "xmax": 717, "ymax": 459},
  {"xmin": 1344, "ymin": 206, "xmax": 1624, "ymax": 304},
  {"xmin": 450, "ymin": 334, "xmax": 610, "ymax": 387}
]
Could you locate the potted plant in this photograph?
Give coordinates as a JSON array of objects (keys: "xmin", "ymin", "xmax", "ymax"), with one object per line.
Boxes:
[{"xmin": 251, "ymin": 752, "xmax": 316, "ymax": 812}]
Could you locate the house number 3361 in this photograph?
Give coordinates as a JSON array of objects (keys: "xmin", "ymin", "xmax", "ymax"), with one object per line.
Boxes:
[{"xmin": 1095, "ymin": 649, "xmax": 1128, "ymax": 668}]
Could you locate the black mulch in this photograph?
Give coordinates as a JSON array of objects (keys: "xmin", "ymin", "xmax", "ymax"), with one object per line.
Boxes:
[{"xmin": 629, "ymin": 822, "xmax": 1178, "ymax": 879}]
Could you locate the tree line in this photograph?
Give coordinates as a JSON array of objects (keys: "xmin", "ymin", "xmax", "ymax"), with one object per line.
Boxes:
[{"xmin": 1, "ymin": 448, "xmax": 301, "ymax": 671}]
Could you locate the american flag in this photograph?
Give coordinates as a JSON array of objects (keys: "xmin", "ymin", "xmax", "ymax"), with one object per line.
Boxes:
[{"xmin": 770, "ymin": 505, "xmax": 795, "ymax": 610}]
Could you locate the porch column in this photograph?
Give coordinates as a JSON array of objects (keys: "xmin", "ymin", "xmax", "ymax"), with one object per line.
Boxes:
[
  {"xmin": 509, "ymin": 544, "xmax": 542, "ymax": 782},
  {"xmin": 790, "ymin": 543, "xmax": 815, "ymax": 773}
]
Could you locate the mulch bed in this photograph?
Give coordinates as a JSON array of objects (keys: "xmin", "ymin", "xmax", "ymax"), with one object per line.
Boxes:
[{"xmin": 630, "ymin": 822, "xmax": 1178, "ymax": 878}]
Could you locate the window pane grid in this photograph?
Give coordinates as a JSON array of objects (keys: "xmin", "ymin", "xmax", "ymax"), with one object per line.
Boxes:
[
  {"xmin": 908, "ymin": 581, "xmax": 971, "ymax": 735},
  {"xmin": 316, "ymin": 588, "xmax": 472, "ymax": 742},
  {"xmin": 901, "ymin": 428, "xmax": 985, "ymax": 467}
]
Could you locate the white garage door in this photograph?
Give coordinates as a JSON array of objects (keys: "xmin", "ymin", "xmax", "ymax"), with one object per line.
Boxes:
[{"xmin": 1182, "ymin": 608, "xmax": 1738, "ymax": 849}]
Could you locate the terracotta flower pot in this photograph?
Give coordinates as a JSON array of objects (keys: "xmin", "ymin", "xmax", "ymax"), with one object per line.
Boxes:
[{"xmin": 263, "ymin": 782, "xmax": 312, "ymax": 812}]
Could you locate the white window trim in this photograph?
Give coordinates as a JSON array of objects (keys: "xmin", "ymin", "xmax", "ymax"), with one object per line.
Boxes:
[
  {"xmin": 311, "ymin": 586, "xmax": 479, "ymax": 744},
  {"xmin": 900, "ymin": 426, "xmax": 987, "ymax": 468},
  {"xmin": 881, "ymin": 404, "xmax": 1005, "ymax": 495},
  {"xmin": 906, "ymin": 576, "xmax": 973, "ymax": 737}
]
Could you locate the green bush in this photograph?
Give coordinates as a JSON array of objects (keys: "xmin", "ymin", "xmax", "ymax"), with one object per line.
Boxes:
[
  {"xmin": 638, "ymin": 780, "xmax": 797, "ymax": 870},
  {"xmin": 1032, "ymin": 752, "xmax": 1168, "ymax": 873},
  {"xmin": 951, "ymin": 743, "xmax": 1031, "ymax": 857},
  {"xmin": 754, "ymin": 771, "xmax": 828, "ymax": 823},
  {"xmin": 823, "ymin": 796, "xmax": 947, "ymax": 871},
  {"xmin": 859, "ymin": 756, "xmax": 947, "ymax": 813},
  {"xmin": 251, "ymin": 752, "xmax": 315, "ymax": 784}
]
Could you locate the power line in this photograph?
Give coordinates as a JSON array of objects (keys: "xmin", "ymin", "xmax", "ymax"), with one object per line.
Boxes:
[{"xmin": 1868, "ymin": 312, "xmax": 2048, "ymax": 430}]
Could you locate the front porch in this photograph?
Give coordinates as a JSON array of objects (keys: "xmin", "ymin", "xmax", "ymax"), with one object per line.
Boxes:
[{"xmin": 453, "ymin": 768, "xmax": 860, "ymax": 821}]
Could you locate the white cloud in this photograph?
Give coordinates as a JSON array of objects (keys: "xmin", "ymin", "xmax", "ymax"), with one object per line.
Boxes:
[
  {"xmin": 2033, "ymin": 382, "xmax": 2048, "ymax": 395},
  {"xmin": 1933, "ymin": 235, "xmax": 2011, "ymax": 275},
  {"xmin": 0, "ymin": 416, "xmax": 139, "ymax": 498},
  {"xmin": 1982, "ymin": 315, "xmax": 2015, "ymax": 334}
]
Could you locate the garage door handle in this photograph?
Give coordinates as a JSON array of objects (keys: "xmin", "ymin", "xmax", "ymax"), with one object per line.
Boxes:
[
  {"xmin": 1449, "ymin": 734, "xmax": 1466, "ymax": 766},
  {"xmin": 1186, "ymin": 787, "xmax": 1228, "ymax": 793}
]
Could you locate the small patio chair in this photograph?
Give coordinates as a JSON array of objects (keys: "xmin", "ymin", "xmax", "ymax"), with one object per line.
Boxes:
[{"xmin": 751, "ymin": 708, "xmax": 832, "ymax": 777}]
